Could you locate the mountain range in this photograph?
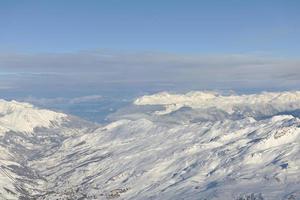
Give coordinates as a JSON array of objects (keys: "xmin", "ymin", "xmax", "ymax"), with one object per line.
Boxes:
[{"xmin": 0, "ymin": 91, "xmax": 300, "ymax": 200}]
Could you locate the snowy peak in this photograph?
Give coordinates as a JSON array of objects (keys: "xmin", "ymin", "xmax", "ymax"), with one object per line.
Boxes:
[
  {"xmin": 0, "ymin": 99, "xmax": 67, "ymax": 133},
  {"xmin": 134, "ymin": 91, "xmax": 219, "ymax": 106},
  {"xmin": 134, "ymin": 91, "xmax": 300, "ymax": 117}
]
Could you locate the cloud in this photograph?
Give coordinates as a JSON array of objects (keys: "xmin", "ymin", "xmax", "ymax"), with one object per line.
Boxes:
[
  {"xmin": 69, "ymin": 95, "xmax": 102, "ymax": 104},
  {"xmin": 0, "ymin": 82, "xmax": 15, "ymax": 90},
  {"xmin": 0, "ymin": 85, "xmax": 13, "ymax": 90},
  {"xmin": 21, "ymin": 95, "xmax": 103, "ymax": 106},
  {"xmin": 20, "ymin": 96, "xmax": 68, "ymax": 105},
  {"xmin": 1, "ymin": 50, "xmax": 300, "ymax": 94}
]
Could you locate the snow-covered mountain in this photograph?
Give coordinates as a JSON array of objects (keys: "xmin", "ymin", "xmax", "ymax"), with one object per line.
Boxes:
[
  {"xmin": 134, "ymin": 91, "xmax": 300, "ymax": 118},
  {"xmin": 0, "ymin": 99, "xmax": 95, "ymax": 199},
  {"xmin": 0, "ymin": 99, "xmax": 67, "ymax": 134},
  {"xmin": 1, "ymin": 91, "xmax": 300, "ymax": 200}
]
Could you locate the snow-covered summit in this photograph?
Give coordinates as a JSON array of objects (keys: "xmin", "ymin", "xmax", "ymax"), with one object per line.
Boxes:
[
  {"xmin": 134, "ymin": 91, "xmax": 300, "ymax": 116},
  {"xmin": 0, "ymin": 99, "xmax": 67, "ymax": 133}
]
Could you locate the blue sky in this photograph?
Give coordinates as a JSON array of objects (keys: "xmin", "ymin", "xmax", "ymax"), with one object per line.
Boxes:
[
  {"xmin": 1, "ymin": 0, "xmax": 300, "ymax": 55},
  {"xmin": 1, "ymin": 1, "xmax": 300, "ymax": 121}
]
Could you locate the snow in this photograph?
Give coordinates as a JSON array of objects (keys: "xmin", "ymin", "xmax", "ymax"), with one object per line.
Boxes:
[
  {"xmin": 0, "ymin": 99, "xmax": 67, "ymax": 134},
  {"xmin": 134, "ymin": 91, "xmax": 300, "ymax": 117},
  {"xmin": 36, "ymin": 115, "xmax": 299, "ymax": 199},
  {"xmin": 0, "ymin": 91, "xmax": 300, "ymax": 199}
]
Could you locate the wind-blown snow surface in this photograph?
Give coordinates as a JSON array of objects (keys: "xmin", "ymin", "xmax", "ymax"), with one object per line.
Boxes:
[{"xmin": 1, "ymin": 92, "xmax": 300, "ymax": 199}]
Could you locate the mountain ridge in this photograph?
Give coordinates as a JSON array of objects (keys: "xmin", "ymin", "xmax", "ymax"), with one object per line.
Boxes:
[{"xmin": 0, "ymin": 91, "xmax": 300, "ymax": 199}]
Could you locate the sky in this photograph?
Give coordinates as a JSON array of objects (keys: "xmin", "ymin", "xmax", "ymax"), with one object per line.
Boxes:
[
  {"xmin": 0, "ymin": 0, "xmax": 300, "ymax": 121},
  {"xmin": 1, "ymin": 0, "xmax": 300, "ymax": 54}
]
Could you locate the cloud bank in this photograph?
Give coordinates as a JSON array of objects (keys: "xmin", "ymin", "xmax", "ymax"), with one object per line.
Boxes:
[{"xmin": 1, "ymin": 51, "xmax": 300, "ymax": 97}]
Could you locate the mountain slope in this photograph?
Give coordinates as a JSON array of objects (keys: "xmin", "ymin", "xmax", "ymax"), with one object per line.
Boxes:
[
  {"xmin": 0, "ymin": 99, "xmax": 95, "ymax": 199},
  {"xmin": 0, "ymin": 99, "xmax": 67, "ymax": 134},
  {"xmin": 31, "ymin": 115, "xmax": 300, "ymax": 200},
  {"xmin": 1, "ymin": 92, "xmax": 300, "ymax": 200}
]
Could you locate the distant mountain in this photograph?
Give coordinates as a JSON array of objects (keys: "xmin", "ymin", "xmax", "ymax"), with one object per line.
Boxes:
[
  {"xmin": 0, "ymin": 92, "xmax": 300, "ymax": 200},
  {"xmin": 134, "ymin": 91, "xmax": 300, "ymax": 118}
]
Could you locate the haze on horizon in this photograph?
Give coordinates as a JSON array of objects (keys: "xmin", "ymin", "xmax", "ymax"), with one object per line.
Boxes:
[{"xmin": 0, "ymin": 0, "xmax": 300, "ymax": 121}]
